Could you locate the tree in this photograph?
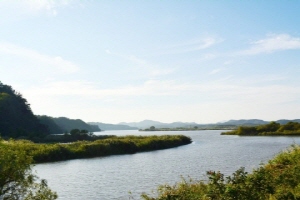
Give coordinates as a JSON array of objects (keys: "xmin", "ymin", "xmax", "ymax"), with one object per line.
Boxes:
[
  {"xmin": 149, "ymin": 126, "xmax": 155, "ymax": 131},
  {"xmin": 0, "ymin": 82, "xmax": 50, "ymax": 138},
  {"xmin": 257, "ymin": 122, "xmax": 280, "ymax": 133},
  {"xmin": 278, "ymin": 122, "xmax": 300, "ymax": 132},
  {"xmin": 0, "ymin": 141, "xmax": 57, "ymax": 199}
]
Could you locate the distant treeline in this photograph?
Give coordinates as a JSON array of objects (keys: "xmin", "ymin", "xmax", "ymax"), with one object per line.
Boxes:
[
  {"xmin": 35, "ymin": 129, "xmax": 114, "ymax": 143},
  {"xmin": 142, "ymin": 145, "xmax": 300, "ymax": 199},
  {"xmin": 221, "ymin": 121, "xmax": 300, "ymax": 136},
  {"xmin": 141, "ymin": 125, "xmax": 236, "ymax": 132},
  {"xmin": 1, "ymin": 135, "xmax": 192, "ymax": 163}
]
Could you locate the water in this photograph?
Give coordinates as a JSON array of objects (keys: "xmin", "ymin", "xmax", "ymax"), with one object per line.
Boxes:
[{"xmin": 34, "ymin": 130, "xmax": 300, "ymax": 199}]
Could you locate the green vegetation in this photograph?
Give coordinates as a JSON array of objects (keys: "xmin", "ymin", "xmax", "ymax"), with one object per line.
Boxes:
[
  {"xmin": 0, "ymin": 82, "xmax": 50, "ymax": 139},
  {"xmin": 141, "ymin": 145, "xmax": 300, "ymax": 200},
  {"xmin": 89, "ymin": 122, "xmax": 138, "ymax": 130},
  {"xmin": 37, "ymin": 115, "xmax": 65, "ymax": 135},
  {"xmin": 1, "ymin": 135, "xmax": 191, "ymax": 163},
  {"xmin": 37, "ymin": 115, "xmax": 102, "ymax": 135},
  {"xmin": 38, "ymin": 129, "xmax": 114, "ymax": 143},
  {"xmin": 141, "ymin": 125, "xmax": 236, "ymax": 132},
  {"xmin": 0, "ymin": 82, "xmax": 101, "ymax": 140},
  {"xmin": 50, "ymin": 116, "xmax": 100, "ymax": 133},
  {"xmin": 221, "ymin": 121, "xmax": 300, "ymax": 136},
  {"xmin": 0, "ymin": 138, "xmax": 57, "ymax": 199}
]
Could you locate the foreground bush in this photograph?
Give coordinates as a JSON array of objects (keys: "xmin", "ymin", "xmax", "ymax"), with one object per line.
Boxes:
[
  {"xmin": 0, "ymin": 139, "xmax": 57, "ymax": 199},
  {"xmin": 141, "ymin": 145, "xmax": 300, "ymax": 200},
  {"xmin": 1, "ymin": 135, "xmax": 191, "ymax": 163}
]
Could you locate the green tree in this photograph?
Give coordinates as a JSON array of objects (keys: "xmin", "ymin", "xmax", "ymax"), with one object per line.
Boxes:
[
  {"xmin": 278, "ymin": 122, "xmax": 300, "ymax": 132},
  {"xmin": 149, "ymin": 126, "xmax": 156, "ymax": 131},
  {"xmin": 0, "ymin": 141, "xmax": 57, "ymax": 199},
  {"xmin": 70, "ymin": 128, "xmax": 81, "ymax": 136},
  {"xmin": 0, "ymin": 82, "xmax": 49, "ymax": 138},
  {"xmin": 257, "ymin": 122, "xmax": 280, "ymax": 133}
]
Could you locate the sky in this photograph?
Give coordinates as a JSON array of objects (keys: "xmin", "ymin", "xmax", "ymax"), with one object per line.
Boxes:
[{"xmin": 1, "ymin": 0, "xmax": 300, "ymax": 124}]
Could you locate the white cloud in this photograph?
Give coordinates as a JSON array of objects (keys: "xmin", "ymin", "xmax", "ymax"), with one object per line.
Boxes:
[
  {"xmin": 23, "ymin": 80, "xmax": 188, "ymax": 99},
  {"xmin": 0, "ymin": 42, "xmax": 79, "ymax": 73},
  {"xmin": 201, "ymin": 53, "xmax": 218, "ymax": 60},
  {"xmin": 239, "ymin": 34, "xmax": 300, "ymax": 55},
  {"xmin": 107, "ymin": 51, "xmax": 175, "ymax": 77},
  {"xmin": 0, "ymin": 0, "xmax": 73, "ymax": 17},
  {"xmin": 158, "ymin": 37, "xmax": 223, "ymax": 55},
  {"xmin": 22, "ymin": 78, "xmax": 300, "ymax": 122},
  {"xmin": 209, "ymin": 68, "xmax": 225, "ymax": 75},
  {"xmin": 23, "ymin": 78, "xmax": 300, "ymax": 104}
]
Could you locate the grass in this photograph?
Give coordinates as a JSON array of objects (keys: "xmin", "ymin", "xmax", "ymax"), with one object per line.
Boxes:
[{"xmin": 0, "ymin": 135, "xmax": 192, "ymax": 163}]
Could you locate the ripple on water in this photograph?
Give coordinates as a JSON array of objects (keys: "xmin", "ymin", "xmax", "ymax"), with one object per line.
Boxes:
[{"xmin": 34, "ymin": 130, "xmax": 300, "ymax": 199}]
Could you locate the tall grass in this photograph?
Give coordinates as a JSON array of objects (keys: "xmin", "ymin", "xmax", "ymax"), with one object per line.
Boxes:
[{"xmin": 1, "ymin": 135, "xmax": 191, "ymax": 163}]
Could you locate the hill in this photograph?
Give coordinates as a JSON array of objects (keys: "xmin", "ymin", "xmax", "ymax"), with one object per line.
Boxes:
[
  {"xmin": 38, "ymin": 116, "xmax": 101, "ymax": 134},
  {"xmin": 89, "ymin": 122, "xmax": 138, "ymax": 130},
  {"xmin": 119, "ymin": 120, "xmax": 198, "ymax": 129},
  {"xmin": 119, "ymin": 119, "xmax": 300, "ymax": 130},
  {"xmin": 37, "ymin": 115, "xmax": 65, "ymax": 134},
  {"xmin": 52, "ymin": 117, "xmax": 100, "ymax": 133},
  {"xmin": 217, "ymin": 119, "xmax": 269, "ymax": 126},
  {"xmin": 0, "ymin": 82, "xmax": 49, "ymax": 138}
]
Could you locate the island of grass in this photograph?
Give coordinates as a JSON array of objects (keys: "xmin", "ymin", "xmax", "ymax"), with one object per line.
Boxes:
[
  {"xmin": 141, "ymin": 144, "xmax": 300, "ymax": 199},
  {"xmin": 221, "ymin": 121, "xmax": 300, "ymax": 136},
  {"xmin": 1, "ymin": 135, "xmax": 191, "ymax": 163}
]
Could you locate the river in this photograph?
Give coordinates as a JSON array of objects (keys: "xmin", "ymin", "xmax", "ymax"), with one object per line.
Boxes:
[{"xmin": 34, "ymin": 130, "xmax": 300, "ymax": 199}]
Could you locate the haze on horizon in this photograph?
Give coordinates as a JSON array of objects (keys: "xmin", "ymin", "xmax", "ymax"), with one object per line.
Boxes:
[{"xmin": 1, "ymin": 1, "xmax": 300, "ymax": 124}]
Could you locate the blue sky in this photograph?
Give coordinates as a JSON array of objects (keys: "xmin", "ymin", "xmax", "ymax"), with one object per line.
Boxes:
[{"xmin": 1, "ymin": 0, "xmax": 300, "ymax": 123}]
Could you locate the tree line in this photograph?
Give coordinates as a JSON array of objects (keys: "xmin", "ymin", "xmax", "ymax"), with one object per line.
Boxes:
[{"xmin": 221, "ymin": 121, "xmax": 300, "ymax": 135}]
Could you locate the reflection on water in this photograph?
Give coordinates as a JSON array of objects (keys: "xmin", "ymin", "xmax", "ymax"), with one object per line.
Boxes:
[{"xmin": 34, "ymin": 130, "xmax": 300, "ymax": 199}]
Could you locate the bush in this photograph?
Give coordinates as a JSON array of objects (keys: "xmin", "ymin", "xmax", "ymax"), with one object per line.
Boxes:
[
  {"xmin": 0, "ymin": 140, "xmax": 57, "ymax": 199},
  {"xmin": 142, "ymin": 145, "xmax": 300, "ymax": 200}
]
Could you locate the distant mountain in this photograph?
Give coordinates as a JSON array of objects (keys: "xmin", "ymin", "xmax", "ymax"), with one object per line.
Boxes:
[
  {"xmin": 217, "ymin": 119, "xmax": 269, "ymax": 126},
  {"xmin": 89, "ymin": 122, "xmax": 138, "ymax": 130},
  {"xmin": 119, "ymin": 120, "xmax": 165, "ymax": 129},
  {"xmin": 276, "ymin": 119, "xmax": 300, "ymax": 125},
  {"xmin": 52, "ymin": 117, "xmax": 101, "ymax": 133},
  {"xmin": 119, "ymin": 119, "xmax": 300, "ymax": 129},
  {"xmin": 119, "ymin": 120, "xmax": 199, "ymax": 129},
  {"xmin": 37, "ymin": 115, "xmax": 65, "ymax": 134},
  {"xmin": 169, "ymin": 122, "xmax": 198, "ymax": 128}
]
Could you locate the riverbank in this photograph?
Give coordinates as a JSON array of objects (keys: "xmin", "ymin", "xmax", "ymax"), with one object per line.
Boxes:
[
  {"xmin": 221, "ymin": 121, "xmax": 300, "ymax": 136},
  {"xmin": 141, "ymin": 144, "xmax": 300, "ymax": 199},
  {"xmin": 1, "ymin": 135, "xmax": 191, "ymax": 163}
]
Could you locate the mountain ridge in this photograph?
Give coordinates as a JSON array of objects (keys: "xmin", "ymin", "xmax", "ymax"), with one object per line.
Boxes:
[
  {"xmin": 88, "ymin": 122, "xmax": 138, "ymax": 131},
  {"xmin": 118, "ymin": 119, "xmax": 300, "ymax": 129}
]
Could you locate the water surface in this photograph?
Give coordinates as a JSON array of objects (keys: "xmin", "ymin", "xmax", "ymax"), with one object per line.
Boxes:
[{"xmin": 34, "ymin": 130, "xmax": 300, "ymax": 199}]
